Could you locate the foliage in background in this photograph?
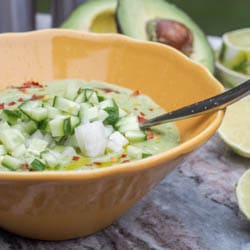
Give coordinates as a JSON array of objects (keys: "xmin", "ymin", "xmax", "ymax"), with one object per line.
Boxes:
[{"xmin": 36, "ymin": 0, "xmax": 250, "ymax": 36}]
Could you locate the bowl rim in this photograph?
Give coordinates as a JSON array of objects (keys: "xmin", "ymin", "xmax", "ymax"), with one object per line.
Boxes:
[{"xmin": 0, "ymin": 29, "xmax": 224, "ymax": 181}]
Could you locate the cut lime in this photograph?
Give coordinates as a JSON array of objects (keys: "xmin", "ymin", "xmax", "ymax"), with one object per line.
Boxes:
[
  {"xmin": 224, "ymin": 28, "xmax": 250, "ymax": 50},
  {"xmin": 236, "ymin": 169, "xmax": 250, "ymax": 220},
  {"xmin": 219, "ymin": 28, "xmax": 250, "ymax": 75},
  {"xmin": 218, "ymin": 95, "xmax": 250, "ymax": 158}
]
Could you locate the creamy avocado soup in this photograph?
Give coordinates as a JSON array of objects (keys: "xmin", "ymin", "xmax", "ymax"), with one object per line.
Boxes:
[{"xmin": 0, "ymin": 79, "xmax": 179, "ymax": 171}]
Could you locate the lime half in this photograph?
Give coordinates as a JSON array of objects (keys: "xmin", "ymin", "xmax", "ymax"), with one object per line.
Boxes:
[
  {"xmin": 219, "ymin": 28, "xmax": 250, "ymax": 75},
  {"xmin": 236, "ymin": 170, "xmax": 250, "ymax": 220},
  {"xmin": 218, "ymin": 95, "xmax": 250, "ymax": 158}
]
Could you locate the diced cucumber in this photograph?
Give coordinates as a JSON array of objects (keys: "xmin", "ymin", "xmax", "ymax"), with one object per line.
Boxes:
[
  {"xmin": 20, "ymin": 100, "xmax": 47, "ymax": 122},
  {"xmin": 27, "ymin": 138, "xmax": 48, "ymax": 156},
  {"xmin": 116, "ymin": 115, "xmax": 140, "ymax": 133},
  {"xmin": 84, "ymin": 89, "xmax": 99, "ymax": 105},
  {"xmin": 49, "ymin": 117, "xmax": 71, "ymax": 137},
  {"xmin": 30, "ymin": 130, "xmax": 44, "ymax": 140},
  {"xmin": 104, "ymin": 125, "xmax": 114, "ymax": 137},
  {"xmin": 0, "ymin": 145, "xmax": 7, "ymax": 155},
  {"xmin": 64, "ymin": 80, "xmax": 81, "ymax": 100},
  {"xmin": 127, "ymin": 146, "xmax": 143, "ymax": 160},
  {"xmin": 74, "ymin": 91, "xmax": 85, "ymax": 103},
  {"xmin": 65, "ymin": 134, "xmax": 78, "ymax": 147},
  {"xmin": 75, "ymin": 88, "xmax": 99, "ymax": 105},
  {"xmin": 30, "ymin": 159, "xmax": 46, "ymax": 171},
  {"xmin": 41, "ymin": 151, "xmax": 58, "ymax": 168},
  {"xmin": 29, "ymin": 108, "xmax": 47, "ymax": 122},
  {"xmin": 22, "ymin": 120, "xmax": 37, "ymax": 135},
  {"xmin": 43, "ymin": 133, "xmax": 53, "ymax": 145},
  {"xmin": 47, "ymin": 106, "xmax": 62, "ymax": 119},
  {"xmin": 85, "ymin": 106, "xmax": 99, "ymax": 122},
  {"xmin": 22, "ymin": 107, "xmax": 47, "ymax": 122},
  {"xmin": 79, "ymin": 103, "xmax": 91, "ymax": 120},
  {"xmin": 119, "ymin": 108, "xmax": 127, "ymax": 118},
  {"xmin": 53, "ymin": 96, "xmax": 80, "ymax": 115},
  {"xmin": 2, "ymin": 109, "xmax": 21, "ymax": 125},
  {"xmin": 97, "ymin": 95, "xmax": 105, "ymax": 102},
  {"xmin": 19, "ymin": 100, "xmax": 41, "ymax": 109},
  {"xmin": 125, "ymin": 130, "xmax": 146, "ymax": 142},
  {"xmin": 104, "ymin": 100, "xmax": 119, "ymax": 126},
  {"xmin": 59, "ymin": 146, "xmax": 77, "ymax": 167},
  {"xmin": 2, "ymin": 155, "xmax": 22, "ymax": 170},
  {"xmin": 107, "ymin": 140, "xmax": 123, "ymax": 153},
  {"xmin": 107, "ymin": 131, "xmax": 128, "ymax": 152},
  {"xmin": 70, "ymin": 116, "xmax": 80, "ymax": 133},
  {"xmin": 109, "ymin": 131, "xmax": 128, "ymax": 146},
  {"xmin": 98, "ymin": 110, "xmax": 109, "ymax": 122},
  {"xmin": 98, "ymin": 99, "xmax": 114, "ymax": 110},
  {"xmin": 0, "ymin": 128, "xmax": 25, "ymax": 152},
  {"xmin": 12, "ymin": 144, "xmax": 26, "ymax": 158},
  {"xmin": 0, "ymin": 122, "xmax": 10, "ymax": 130},
  {"xmin": 53, "ymin": 145, "xmax": 65, "ymax": 153},
  {"xmin": 39, "ymin": 119, "xmax": 50, "ymax": 133}
]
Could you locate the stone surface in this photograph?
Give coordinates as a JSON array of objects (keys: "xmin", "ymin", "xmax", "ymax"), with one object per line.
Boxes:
[{"xmin": 1, "ymin": 135, "xmax": 250, "ymax": 250}]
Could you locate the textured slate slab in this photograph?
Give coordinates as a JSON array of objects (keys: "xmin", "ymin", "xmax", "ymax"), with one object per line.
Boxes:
[{"xmin": 1, "ymin": 135, "xmax": 250, "ymax": 250}]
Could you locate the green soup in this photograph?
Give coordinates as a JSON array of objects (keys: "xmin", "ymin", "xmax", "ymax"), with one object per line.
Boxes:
[{"xmin": 0, "ymin": 79, "xmax": 179, "ymax": 171}]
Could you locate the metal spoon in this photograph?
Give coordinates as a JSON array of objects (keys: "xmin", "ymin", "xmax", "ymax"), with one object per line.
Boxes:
[{"xmin": 140, "ymin": 79, "xmax": 250, "ymax": 129}]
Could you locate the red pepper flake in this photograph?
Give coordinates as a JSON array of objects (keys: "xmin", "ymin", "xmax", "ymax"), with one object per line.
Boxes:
[
  {"xmin": 122, "ymin": 160, "xmax": 130, "ymax": 163},
  {"xmin": 21, "ymin": 163, "xmax": 29, "ymax": 170},
  {"xmin": 85, "ymin": 163, "xmax": 93, "ymax": 167},
  {"xmin": 8, "ymin": 101, "xmax": 16, "ymax": 106},
  {"xmin": 72, "ymin": 156, "xmax": 80, "ymax": 161},
  {"xmin": 138, "ymin": 115, "xmax": 147, "ymax": 123},
  {"xmin": 23, "ymin": 81, "xmax": 44, "ymax": 88},
  {"xmin": 139, "ymin": 112, "xmax": 145, "ymax": 116},
  {"xmin": 131, "ymin": 90, "xmax": 141, "ymax": 96},
  {"xmin": 31, "ymin": 94, "xmax": 45, "ymax": 100},
  {"xmin": 30, "ymin": 81, "xmax": 44, "ymax": 88},
  {"xmin": 11, "ymin": 81, "xmax": 44, "ymax": 90},
  {"xmin": 18, "ymin": 97, "xmax": 25, "ymax": 103},
  {"xmin": 149, "ymin": 108, "xmax": 154, "ymax": 111},
  {"xmin": 98, "ymin": 87, "xmax": 120, "ymax": 94},
  {"xmin": 121, "ymin": 153, "xmax": 127, "ymax": 158},
  {"xmin": 146, "ymin": 132, "xmax": 154, "ymax": 140},
  {"xmin": 93, "ymin": 162, "xmax": 102, "ymax": 166},
  {"xmin": 19, "ymin": 89, "xmax": 27, "ymax": 94},
  {"xmin": 23, "ymin": 81, "xmax": 33, "ymax": 88},
  {"xmin": 0, "ymin": 103, "xmax": 4, "ymax": 110}
]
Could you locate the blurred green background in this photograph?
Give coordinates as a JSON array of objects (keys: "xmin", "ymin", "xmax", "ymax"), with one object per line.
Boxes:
[{"xmin": 37, "ymin": 0, "xmax": 250, "ymax": 36}]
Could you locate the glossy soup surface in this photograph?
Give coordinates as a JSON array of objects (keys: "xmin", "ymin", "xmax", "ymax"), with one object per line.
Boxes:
[{"xmin": 0, "ymin": 79, "xmax": 179, "ymax": 171}]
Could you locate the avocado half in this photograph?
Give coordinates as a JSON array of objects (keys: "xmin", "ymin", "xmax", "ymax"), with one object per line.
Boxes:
[
  {"xmin": 116, "ymin": 0, "xmax": 214, "ymax": 73},
  {"xmin": 61, "ymin": 0, "xmax": 214, "ymax": 73},
  {"xmin": 61, "ymin": 0, "xmax": 117, "ymax": 33}
]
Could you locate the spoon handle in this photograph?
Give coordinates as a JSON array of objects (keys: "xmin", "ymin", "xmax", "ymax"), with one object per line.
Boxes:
[{"xmin": 140, "ymin": 79, "xmax": 250, "ymax": 129}]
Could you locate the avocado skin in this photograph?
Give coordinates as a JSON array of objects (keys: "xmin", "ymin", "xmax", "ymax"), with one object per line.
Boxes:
[{"xmin": 116, "ymin": 0, "xmax": 215, "ymax": 73}]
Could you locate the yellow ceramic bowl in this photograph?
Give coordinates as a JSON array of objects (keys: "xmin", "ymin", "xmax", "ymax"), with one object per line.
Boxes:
[{"xmin": 0, "ymin": 29, "xmax": 224, "ymax": 240}]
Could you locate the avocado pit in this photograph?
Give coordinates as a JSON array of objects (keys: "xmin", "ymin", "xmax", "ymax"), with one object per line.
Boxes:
[{"xmin": 147, "ymin": 19, "xmax": 193, "ymax": 56}]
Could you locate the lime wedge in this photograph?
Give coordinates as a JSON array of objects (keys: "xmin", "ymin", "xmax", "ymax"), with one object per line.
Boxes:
[
  {"xmin": 236, "ymin": 169, "xmax": 250, "ymax": 220},
  {"xmin": 219, "ymin": 28, "xmax": 250, "ymax": 75},
  {"xmin": 218, "ymin": 96, "xmax": 250, "ymax": 158},
  {"xmin": 224, "ymin": 28, "xmax": 250, "ymax": 49}
]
